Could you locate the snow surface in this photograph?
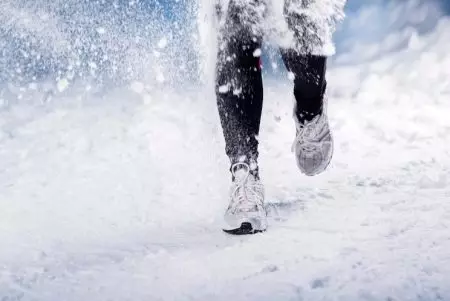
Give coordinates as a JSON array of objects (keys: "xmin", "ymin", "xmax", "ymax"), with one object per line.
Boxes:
[{"xmin": 2, "ymin": 5, "xmax": 450, "ymax": 301}]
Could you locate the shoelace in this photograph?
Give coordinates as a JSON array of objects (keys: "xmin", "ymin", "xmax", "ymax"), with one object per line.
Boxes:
[
  {"xmin": 291, "ymin": 113, "xmax": 329, "ymax": 152},
  {"xmin": 230, "ymin": 163, "xmax": 264, "ymax": 213}
]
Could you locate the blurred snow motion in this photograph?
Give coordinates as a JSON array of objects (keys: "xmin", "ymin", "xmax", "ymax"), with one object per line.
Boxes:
[
  {"xmin": 0, "ymin": 0, "xmax": 446, "ymax": 96},
  {"xmin": 0, "ymin": 0, "xmax": 198, "ymax": 89}
]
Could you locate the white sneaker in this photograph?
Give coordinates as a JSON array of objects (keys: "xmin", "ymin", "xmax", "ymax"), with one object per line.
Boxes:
[
  {"xmin": 222, "ymin": 162, "xmax": 267, "ymax": 234},
  {"xmin": 292, "ymin": 111, "xmax": 334, "ymax": 176}
]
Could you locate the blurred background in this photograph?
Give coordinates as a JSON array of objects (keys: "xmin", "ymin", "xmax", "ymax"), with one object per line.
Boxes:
[
  {"xmin": 0, "ymin": 0, "xmax": 448, "ymax": 94},
  {"xmin": 334, "ymin": 0, "xmax": 447, "ymax": 64}
]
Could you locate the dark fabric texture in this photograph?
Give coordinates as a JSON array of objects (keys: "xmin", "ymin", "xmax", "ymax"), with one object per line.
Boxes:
[{"xmin": 215, "ymin": 0, "xmax": 328, "ymax": 174}]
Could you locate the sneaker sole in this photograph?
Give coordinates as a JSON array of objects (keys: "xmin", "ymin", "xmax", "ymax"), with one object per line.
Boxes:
[{"xmin": 222, "ymin": 222, "xmax": 266, "ymax": 235}]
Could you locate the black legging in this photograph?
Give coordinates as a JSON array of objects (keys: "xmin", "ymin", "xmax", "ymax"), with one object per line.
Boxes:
[{"xmin": 215, "ymin": 0, "xmax": 327, "ymax": 173}]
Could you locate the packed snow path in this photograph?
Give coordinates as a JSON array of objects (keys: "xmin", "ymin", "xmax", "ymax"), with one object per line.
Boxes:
[{"xmin": 1, "ymin": 21, "xmax": 450, "ymax": 301}]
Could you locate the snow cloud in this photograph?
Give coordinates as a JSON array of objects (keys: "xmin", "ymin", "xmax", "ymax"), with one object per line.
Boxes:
[{"xmin": 333, "ymin": 0, "xmax": 446, "ymax": 64}]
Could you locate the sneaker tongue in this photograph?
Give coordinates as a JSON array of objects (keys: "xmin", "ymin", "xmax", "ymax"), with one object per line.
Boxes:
[
  {"xmin": 234, "ymin": 168, "xmax": 249, "ymax": 181},
  {"xmin": 231, "ymin": 162, "xmax": 251, "ymax": 179},
  {"xmin": 234, "ymin": 168, "xmax": 249, "ymax": 178}
]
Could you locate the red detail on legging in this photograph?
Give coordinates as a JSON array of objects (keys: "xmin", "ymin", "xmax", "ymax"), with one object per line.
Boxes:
[{"xmin": 258, "ymin": 58, "xmax": 262, "ymax": 70}]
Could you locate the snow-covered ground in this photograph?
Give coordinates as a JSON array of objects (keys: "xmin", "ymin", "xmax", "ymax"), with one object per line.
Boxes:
[{"xmin": 2, "ymin": 6, "xmax": 450, "ymax": 301}]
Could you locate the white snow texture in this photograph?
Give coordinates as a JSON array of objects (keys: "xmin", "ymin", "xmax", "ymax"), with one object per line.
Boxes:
[{"xmin": 1, "ymin": 0, "xmax": 450, "ymax": 300}]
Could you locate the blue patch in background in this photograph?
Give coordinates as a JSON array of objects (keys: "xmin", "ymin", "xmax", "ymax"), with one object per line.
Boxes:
[{"xmin": 0, "ymin": 0, "xmax": 448, "ymax": 85}]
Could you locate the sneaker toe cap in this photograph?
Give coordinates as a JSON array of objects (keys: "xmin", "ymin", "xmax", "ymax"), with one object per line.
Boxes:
[{"xmin": 296, "ymin": 140, "xmax": 333, "ymax": 176}]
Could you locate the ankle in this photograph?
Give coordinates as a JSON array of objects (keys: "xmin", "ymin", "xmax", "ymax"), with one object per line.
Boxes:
[{"xmin": 295, "ymin": 108, "xmax": 323, "ymax": 124}]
